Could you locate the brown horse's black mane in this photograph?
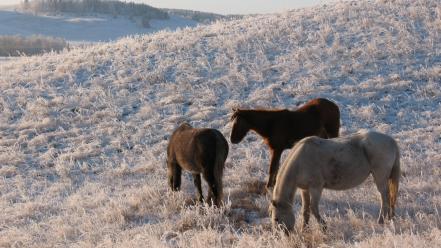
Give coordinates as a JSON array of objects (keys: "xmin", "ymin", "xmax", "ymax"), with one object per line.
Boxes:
[{"xmin": 231, "ymin": 108, "xmax": 290, "ymax": 121}]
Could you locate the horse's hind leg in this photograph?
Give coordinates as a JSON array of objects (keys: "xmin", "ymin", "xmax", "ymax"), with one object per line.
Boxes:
[
  {"xmin": 301, "ymin": 189, "xmax": 311, "ymax": 230},
  {"xmin": 310, "ymin": 187, "xmax": 327, "ymax": 231},
  {"xmin": 168, "ymin": 162, "xmax": 182, "ymax": 191},
  {"xmin": 193, "ymin": 173, "xmax": 203, "ymax": 202},
  {"xmin": 203, "ymin": 170, "xmax": 220, "ymax": 206},
  {"xmin": 373, "ymin": 175, "xmax": 390, "ymax": 224}
]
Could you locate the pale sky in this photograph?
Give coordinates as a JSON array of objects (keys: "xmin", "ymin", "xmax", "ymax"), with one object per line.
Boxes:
[{"xmin": 0, "ymin": 0, "xmax": 326, "ymax": 15}]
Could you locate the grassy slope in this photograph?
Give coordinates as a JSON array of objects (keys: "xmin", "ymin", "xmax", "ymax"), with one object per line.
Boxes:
[{"xmin": 0, "ymin": 0, "xmax": 440, "ymax": 247}]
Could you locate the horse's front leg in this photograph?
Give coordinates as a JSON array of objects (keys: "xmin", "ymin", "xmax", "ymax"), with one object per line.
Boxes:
[
  {"xmin": 301, "ymin": 189, "xmax": 311, "ymax": 231},
  {"xmin": 310, "ymin": 187, "xmax": 327, "ymax": 231},
  {"xmin": 267, "ymin": 149, "xmax": 282, "ymax": 189},
  {"xmin": 193, "ymin": 173, "xmax": 204, "ymax": 203},
  {"xmin": 203, "ymin": 170, "xmax": 220, "ymax": 206}
]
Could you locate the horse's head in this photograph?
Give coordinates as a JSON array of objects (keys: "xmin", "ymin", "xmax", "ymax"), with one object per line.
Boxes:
[
  {"xmin": 269, "ymin": 200, "xmax": 295, "ymax": 233},
  {"xmin": 230, "ymin": 109, "xmax": 250, "ymax": 144}
]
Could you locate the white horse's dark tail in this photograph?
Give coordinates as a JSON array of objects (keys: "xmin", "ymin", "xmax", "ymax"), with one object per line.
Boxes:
[
  {"xmin": 213, "ymin": 130, "xmax": 229, "ymax": 206},
  {"xmin": 388, "ymin": 148, "xmax": 400, "ymax": 218}
]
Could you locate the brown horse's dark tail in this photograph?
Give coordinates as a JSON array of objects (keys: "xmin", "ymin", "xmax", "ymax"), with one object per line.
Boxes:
[
  {"xmin": 317, "ymin": 98, "xmax": 340, "ymax": 138},
  {"xmin": 213, "ymin": 131, "xmax": 229, "ymax": 206},
  {"xmin": 388, "ymin": 148, "xmax": 400, "ymax": 218},
  {"xmin": 325, "ymin": 118, "xmax": 340, "ymax": 138}
]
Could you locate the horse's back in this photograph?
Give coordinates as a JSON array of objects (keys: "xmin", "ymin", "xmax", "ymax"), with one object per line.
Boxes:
[
  {"xmin": 359, "ymin": 131, "xmax": 399, "ymax": 168},
  {"xmin": 357, "ymin": 131, "xmax": 397, "ymax": 153},
  {"xmin": 189, "ymin": 128, "xmax": 229, "ymax": 173},
  {"xmin": 361, "ymin": 130, "xmax": 396, "ymax": 144},
  {"xmin": 195, "ymin": 128, "xmax": 228, "ymax": 156},
  {"xmin": 296, "ymin": 98, "xmax": 340, "ymax": 138},
  {"xmin": 169, "ymin": 125, "xmax": 228, "ymax": 172},
  {"xmin": 283, "ymin": 136, "xmax": 335, "ymax": 173},
  {"xmin": 293, "ymin": 135, "xmax": 347, "ymax": 154},
  {"xmin": 285, "ymin": 135, "xmax": 375, "ymax": 190},
  {"xmin": 170, "ymin": 124, "xmax": 215, "ymax": 144}
]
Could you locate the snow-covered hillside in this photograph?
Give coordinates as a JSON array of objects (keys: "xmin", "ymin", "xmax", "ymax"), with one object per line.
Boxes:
[
  {"xmin": 0, "ymin": 9, "xmax": 197, "ymax": 42},
  {"xmin": 0, "ymin": 0, "xmax": 440, "ymax": 247}
]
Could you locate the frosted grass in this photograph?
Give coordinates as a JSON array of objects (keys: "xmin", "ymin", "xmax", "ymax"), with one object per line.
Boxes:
[{"xmin": 0, "ymin": 0, "xmax": 440, "ymax": 247}]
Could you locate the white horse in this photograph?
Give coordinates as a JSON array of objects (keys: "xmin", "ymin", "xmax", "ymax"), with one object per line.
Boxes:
[{"xmin": 269, "ymin": 130, "xmax": 400, "ymax": 232}]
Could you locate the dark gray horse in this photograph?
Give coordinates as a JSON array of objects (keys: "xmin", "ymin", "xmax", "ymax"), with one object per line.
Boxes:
[{"xmin": 167, "ymin": 123, "xmax": 229, "ymax": 207}]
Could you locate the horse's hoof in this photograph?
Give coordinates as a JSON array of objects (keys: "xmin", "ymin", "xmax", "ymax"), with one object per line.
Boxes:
[
  {"xmin": 265, "ymin": 181, "xmax": 275, "ymax": 190},
  {"xmin": 265, "ymin": 186, "xmax": 274, "ymax": 194},
  {"xmin": 378, "ymin": 218, "xmax": 384, "ymax": 224},
  {"xmin": 301, "ymin": 224, "xmax": 311, "ymax": 233}
]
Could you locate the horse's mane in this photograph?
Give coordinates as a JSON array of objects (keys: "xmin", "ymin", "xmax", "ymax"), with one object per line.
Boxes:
[
  {"xmin": 179, "ymin": 122, "xmax": 193, "ymax": 129},
  {"xmin": 231, "ymin": 108, "xmax": 289, "ymax": 121}
]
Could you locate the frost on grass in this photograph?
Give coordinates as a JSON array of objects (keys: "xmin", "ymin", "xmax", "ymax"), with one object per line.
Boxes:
[{"xmin": 0, "ymin": 0, "xmax": 440, "ymax": 247}]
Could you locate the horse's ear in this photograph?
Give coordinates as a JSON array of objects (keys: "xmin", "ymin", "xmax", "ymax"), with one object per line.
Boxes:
[
  {"xmin": 231, "ymin": 108, "xmax": 239, "ymax": 121},
  {"xmin": 180, "ymin": 122, "xmax": 192, "ymax": 128}
]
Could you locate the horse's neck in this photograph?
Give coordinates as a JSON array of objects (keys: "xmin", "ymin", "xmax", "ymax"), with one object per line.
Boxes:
[
  {"xmin": 243, "ymin": 110, "xmax": 278, "ymax": 137},
  {"xmin": 272, "ymin": 164, "xmax": 297, "ymax": 206}
]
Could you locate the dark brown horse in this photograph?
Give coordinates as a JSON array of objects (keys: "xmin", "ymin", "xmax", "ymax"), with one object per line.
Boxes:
[
  {"xmin": 167, "ymin": 123, "xmax": 229, "ymax": 207},
  {"xmin": 230, "ymin": 98, "xmax": 340, "ymax": 189}
]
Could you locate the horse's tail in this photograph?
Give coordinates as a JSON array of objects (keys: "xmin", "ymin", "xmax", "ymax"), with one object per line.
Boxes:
[
  {"xmin": 213, "ymin": 130, "xmax": 229, "ymax": 206},
  {"xmin": 388, "ymin": 147, "xmax": 400, "ymax": 218},
  {"xmin": 318, "ymin": 98, "xmax": 340, "ymax": 138}
]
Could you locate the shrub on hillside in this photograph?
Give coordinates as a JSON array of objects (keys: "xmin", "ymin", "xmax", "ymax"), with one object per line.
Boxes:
[{"xmin": 0, "ymin": 35, "xmax": 68, "ymax": 56}]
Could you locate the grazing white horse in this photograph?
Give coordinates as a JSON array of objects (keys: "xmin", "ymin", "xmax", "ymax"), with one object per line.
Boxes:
[{"xmin": 269, "ymin": 130, "xmax": 400, "ymax": 232}]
